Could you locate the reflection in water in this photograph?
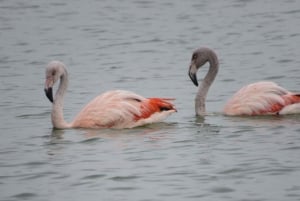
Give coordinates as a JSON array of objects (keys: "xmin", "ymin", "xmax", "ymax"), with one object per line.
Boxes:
[
  {"xmin": 224, "ymin": 114, "xmax": 300, "ymax": 127},
  {"xmin": 48, "ymin": 122, "xmax": 178, "ymax": 141},
  {"xmin": 46, "ymin": 129, "xmax": 69, "ymax": 157},
  {"xmin": 194, "ymin": 115, "xmax": 206, "ymax": 127},
  {"xmin": 50, "ymin": 128, "xmax": 66, "ymax": 140},
  {"xmin": 83, "ymin": 122, "xmax": 178, "ymax": 140},
  {"xmin": 185, "ymin": 114, "xmax": 222, "ymax": 137}
]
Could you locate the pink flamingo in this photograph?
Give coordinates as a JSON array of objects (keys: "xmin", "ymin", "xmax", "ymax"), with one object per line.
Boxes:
[
  {"xmin": 188, "ymin": 47, "xmax": 300, "ymax": 116},
  {"xmin": 44, "ymin": 61, "xmax": 176, "ymax": 129}
]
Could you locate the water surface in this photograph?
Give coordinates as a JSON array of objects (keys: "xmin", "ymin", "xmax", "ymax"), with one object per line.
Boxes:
[{"xmin": 1, "ymin": 0, "xmax": 300, "ymax": 201}]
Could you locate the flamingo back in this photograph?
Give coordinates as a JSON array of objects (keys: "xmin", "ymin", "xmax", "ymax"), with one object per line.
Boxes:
[
  {"xmin": 71, "ymin": 90, "xmax": 176, "ymax": 128},
  {"xmin": 223, "ymin": 81, "xmax": 300, "ymax": 115}
]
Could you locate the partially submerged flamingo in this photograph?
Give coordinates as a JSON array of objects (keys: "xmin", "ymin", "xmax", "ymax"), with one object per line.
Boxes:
[
  {"xmin": 188, "ymin": 47, "xmax": 300, "ymax": 116},
  {"xmin": 44, "ymin": 61, "xmax": 176, "ymax": 129}
]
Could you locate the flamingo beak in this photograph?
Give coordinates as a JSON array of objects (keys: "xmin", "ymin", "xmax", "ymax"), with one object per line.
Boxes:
[
  {"xmin": 189, "ymin": 63, "xmax": 198, "ymax": 86},
  {"xmin": 44, "ymin": 77, "xmax": 54, "ymax": 103},
  {"xmin": 44, "ymin": 87, "xmax": 53, "ymax": 103}
]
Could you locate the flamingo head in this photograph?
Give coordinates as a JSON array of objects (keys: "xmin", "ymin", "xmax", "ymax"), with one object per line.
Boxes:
[
  {"xmin": 188, "ymin": 47, "xmax": 215, "ymax": 87},
  {"xmin": 44, "ymin": 61, "xmax": 67, "ymax": 103}
]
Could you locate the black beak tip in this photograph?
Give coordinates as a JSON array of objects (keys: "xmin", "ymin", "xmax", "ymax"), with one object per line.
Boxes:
[
  {"xmin": 188, "ymin": 73, "xmax": 199, "ymax": 87},
  {"xmin": 44, "ymin": 88, "xmax": 53, "ymax": 103},
  {"xmin": 193, "ymin": 81, "xmax": 199, "ymax": 87}
]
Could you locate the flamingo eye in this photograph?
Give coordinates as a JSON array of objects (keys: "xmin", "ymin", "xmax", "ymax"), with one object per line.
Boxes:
[
  {"xmin": 192, "ymin": 53, "xmax": 197, "ymax": 60},
  {"xmin": 52, "ymin": 70, "xmax": 56, "ymax": 76}
]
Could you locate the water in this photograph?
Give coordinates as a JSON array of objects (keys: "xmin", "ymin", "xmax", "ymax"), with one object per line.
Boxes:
[{"xmin": 1, "ymin": 0, "xmax": 300, "ymax": 200}]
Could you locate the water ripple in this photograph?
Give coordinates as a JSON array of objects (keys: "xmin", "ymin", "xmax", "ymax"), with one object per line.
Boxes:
[
  {"xmin": 210, "ymin": 186, "xmax": 235, "ymax": 193},
  {"xmin": 81, "ymin": 174, "xmax": 106, "ymax": 180},
  {"xmin": 107, "ymin": 186, "xmax": 138, "ymax": 191},
  {"xmin": 12, "ymin": 192, "xmax": 37, "ymax": 200},
  {"xmin": 109, "ymin": 175, "xmax": 141, "ymax": 181}
]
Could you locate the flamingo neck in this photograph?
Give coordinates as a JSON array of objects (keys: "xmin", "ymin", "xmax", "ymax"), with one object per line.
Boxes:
[
  {"xmin": 195, "ymin": 52, "xmax": 219, "ymax": 116},
  {"xmin": 52, "ymin": 70, "xmax": 72, "ymax": 129}
]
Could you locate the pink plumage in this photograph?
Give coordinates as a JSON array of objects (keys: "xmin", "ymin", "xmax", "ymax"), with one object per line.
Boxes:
[
  {"xmin": 188, "ymin": 47, "xmax": 300, "ymax": 116},
  {"xmin": 44, "ymin": 61, "xmax": 176, "ymax": 129},
  {"xmin": 223, "ymin": 81, "xmax": 300, "ymax": 115},
  {"xmin": 72, "ymin": 90, "xmax": 176, "ymax": 129}
]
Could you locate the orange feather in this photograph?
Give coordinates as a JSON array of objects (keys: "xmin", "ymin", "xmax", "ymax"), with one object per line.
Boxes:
[
  {"xmin": 256, "ymin": 94, "xmax": 300, "ymax": 115},
  {"xmin": 134, "ymin": 98, "xmax": 176, "ymax": 121}
]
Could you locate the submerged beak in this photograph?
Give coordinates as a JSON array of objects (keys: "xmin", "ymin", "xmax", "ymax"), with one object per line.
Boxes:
[
  {"xmin": 44, "ymin": 87, "xmax": 53, "ymax": 103},
  {"xmin": 188, "ymin": 62, "xmax": 199, "ymax": 86}
]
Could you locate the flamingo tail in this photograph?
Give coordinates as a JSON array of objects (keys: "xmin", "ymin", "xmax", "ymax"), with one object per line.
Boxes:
[{"xmin": 134, "ymin": 98, "xmax": 176, "ymax": 121}]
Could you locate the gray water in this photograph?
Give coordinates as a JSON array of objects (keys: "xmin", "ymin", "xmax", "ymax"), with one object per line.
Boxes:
[{"xmin": 1, "ymin": 0, "xmax": 300, "ymax": 200}]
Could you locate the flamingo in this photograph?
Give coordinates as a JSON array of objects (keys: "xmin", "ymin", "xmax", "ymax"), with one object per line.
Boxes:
[
  {"xmin": 188, "ymin": 47, "xmax": 300, "ymax": 116},
  {"xmin": 44, "ymin": 61, "xmax": 176, "ymax": 129}
]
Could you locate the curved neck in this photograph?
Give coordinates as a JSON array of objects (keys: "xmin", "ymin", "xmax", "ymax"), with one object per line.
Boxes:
[
  {"xmin": 52, "ymin": 70, "xmax": 72, "ymax": 129},
  {"xmin": 195, "ymin": 52, "xmax": 219, "ymax": 116}
]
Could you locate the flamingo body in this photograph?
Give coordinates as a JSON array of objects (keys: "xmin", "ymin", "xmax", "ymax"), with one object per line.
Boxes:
[
  {"xmin": 188, "ymin": 47, "xmax": 300, "ymax": 116},
  {"xmin": 72, "ymin": 90, "xmax": 176, "ymax": 129},
  {"xmin": 44, "ymin": 61, "xmax": 176, "ymax": 129},
  {"xmin": 223, "ymin": 81, "xmax": 300, "ymax": 115}
]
